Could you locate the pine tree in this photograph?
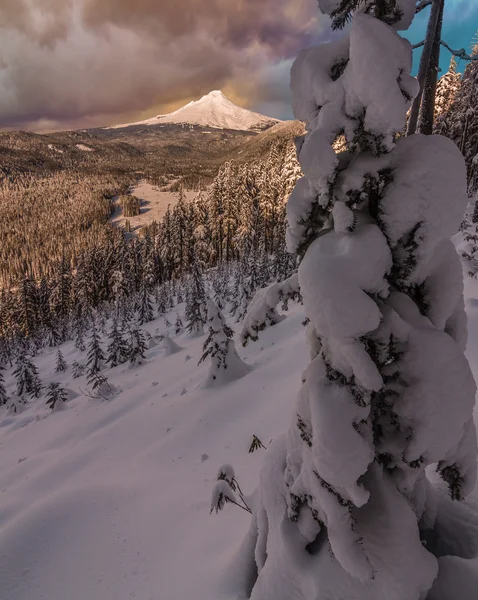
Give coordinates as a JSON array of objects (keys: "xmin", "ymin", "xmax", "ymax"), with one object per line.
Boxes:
[
  {"xmin": 86, "ymin": 325, "xmax": 105, "ymax": 389},
  {"xmin": 185, "ymin": 261, "xmax": 206, "ymax": 337},
  {"xmin": 55, "ymin": 349, "xmax": 68, "ymax": 372},
  {"xmin": 199, "ymin": 300, "xmax": 249, "ymax": 386},
  {"xmin": 174, "ymin": 313, "xmax": 183, "ymax": 335},
  {"xmin": 45, "ymin": 382, "xmax": 68, "ymax": 410},
  {"xmin": 106, "ymin": 319, "xmax": 129, "ymax": 368},
  {"xmin": 232, "ymin": 2, "xmax": 478, "ymax": 599},
  {"xmin": 72, "ymin": 361, "xmax": 85, "ymax": 379},
  {"xmin": 434, "ymin": 56, "xmax": 462, "ymax": 133},
  {"xmin": 127, "ymin": 326, "xmax": 147, "ymax": 366},
  {"xmin": 137, "ymin": 280, "xmax": 154, "ymax": 325},
  {"xmin": 13, "ymin": 355, "xmax": 42, "ymax": 399},
  {"xmin": 18, "ymin": 275, "xmax": 39, "ymax": 338}
]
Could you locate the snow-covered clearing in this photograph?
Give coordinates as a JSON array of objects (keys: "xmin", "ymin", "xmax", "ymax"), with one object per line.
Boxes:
[
  {"xmin": 111, "ymin": 181, "xmax": 197, "ymax": 232},
  {"xmin": 47, "ymin": 144, "xmax": 64, "ymax": 154}
]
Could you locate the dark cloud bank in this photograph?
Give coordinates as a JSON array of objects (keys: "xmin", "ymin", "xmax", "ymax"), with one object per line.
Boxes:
[{"xmin": 0, "ymin": 0, "xmax": 325, "ymax": 131}]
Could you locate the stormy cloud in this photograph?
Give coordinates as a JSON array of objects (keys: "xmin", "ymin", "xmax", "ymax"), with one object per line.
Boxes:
[{"xmin": 0, "ymin": 0, "xmax": 324, "ymax": 131}]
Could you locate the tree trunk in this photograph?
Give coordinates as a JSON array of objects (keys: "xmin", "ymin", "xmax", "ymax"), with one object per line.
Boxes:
[
  {"xmin": 407, "ymin": 0, "xmax": 444, "ymax": 136},
  {"xmin": 418, "ymin": 0, "xmax": 445, "ymax": 134}
]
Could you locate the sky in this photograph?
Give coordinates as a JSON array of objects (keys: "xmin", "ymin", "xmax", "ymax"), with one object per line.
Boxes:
[{"xmin": 0, "ymin": 0, "xmax": 476, "ymax": 132}]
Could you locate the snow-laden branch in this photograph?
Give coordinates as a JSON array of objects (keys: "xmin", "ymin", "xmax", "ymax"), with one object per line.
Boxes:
[
  {"xmin": 412, "ymin": 39, "xmax": 478, "ymax": 61},
  {"xmin": 415, "ymin": 0, "xmax": 433, "ymax": 13},
  {"xmin": 240, "ymin": 273, "xmax": 300, "ymax": 346}
]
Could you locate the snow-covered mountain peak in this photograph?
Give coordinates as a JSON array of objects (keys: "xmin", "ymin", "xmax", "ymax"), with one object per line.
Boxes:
[{"xmin": 109, "ymin": 91, "xmax": 281, "ymax": 132}]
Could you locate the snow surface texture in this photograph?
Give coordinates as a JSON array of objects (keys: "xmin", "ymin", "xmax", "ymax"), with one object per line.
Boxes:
[
  {"xmin": 1, "ymin": 277, "xmax": 478, "ymax": 599},
  {"xmin": 234, "ymin": 7, "xmax": 478, "ymax": 600},
  {"xmin": 109, "ymin": 91, "xmax": 280, "ymax": 132},
  {"xmin": 0, "ymin": 299, "xmax": 307, "ymax": 600}
]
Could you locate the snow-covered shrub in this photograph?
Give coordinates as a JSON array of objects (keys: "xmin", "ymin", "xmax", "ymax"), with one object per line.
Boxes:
[
  {"xmin": 229, "ymin": 2, "xmax": 477, "ymax": 599},
  {"xmin": 210, "ymin": 464, "xmax": 251, "ymax": 515},
  {"xmin": 199, "ymin": 300, "xmax": 250, "ymax": 387},
  {"xmin": 45, "ymin": 382, "xmax": 67, "ymax": 411}
]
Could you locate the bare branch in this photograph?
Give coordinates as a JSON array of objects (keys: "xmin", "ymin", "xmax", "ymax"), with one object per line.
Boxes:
[
  {"xmin": 416, "ymin": 0, "xmax": 433, "ymax": 13},
  {"xmin": 412, "ymin": 40, "xmax": 425, "ymax": 50},
  {"xmin": 412, "ymin": 39, "xmax": 478, "ymax": 61},
  {"xmin": 440, "ymin": 40, "xmax": 478, "ymax": 62}
]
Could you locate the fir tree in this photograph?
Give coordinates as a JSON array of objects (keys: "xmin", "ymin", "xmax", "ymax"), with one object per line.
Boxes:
[
  {"xmin": 434, "ymin": 56, "xmax": 462, "ymax": 133},
  {"xmin": 55, "ymin": 349, "xmax": 68, "ymax": 372},
  {"xmin": 175, "ymin": 313, "xmax": 183, "ymax": 335},
  {"xmin": 185, "ymin": 261, "xmax": 206, "ymax": 337},
  {"xmin": 106, "ymin": 319, "xmax": 129, "ymax": 368},
  {"xmin": 127, "ymin": 326, "xmax": 147, "ymax": 366},
  {"xmin": 199, "ymin": 300, "xmax": 249, "ymax": 386},
  {"xmin": 72, "ymin": 361, "xmax": 85, "ymax": 379},
  {"xmin": 13, "ymin": 355, "xmax": 42, "ymax": 399},
  {"xmin": 86, "ymin": 325, "xmax": 105, "ymax": 388},
  {"xmin": 45, "ymin": 382, "xmax": 68, "ymax": 410}
]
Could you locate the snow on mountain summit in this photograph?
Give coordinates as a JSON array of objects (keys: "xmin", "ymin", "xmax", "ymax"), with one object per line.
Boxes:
[{"xmin": 110, "ymin": 91, "xmax": 281, "ymax": 131}]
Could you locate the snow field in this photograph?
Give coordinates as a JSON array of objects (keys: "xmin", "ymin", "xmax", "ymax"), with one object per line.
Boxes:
[{"xmin": 0, "ymin": 304, "xmax": 306, "ymax": 600}]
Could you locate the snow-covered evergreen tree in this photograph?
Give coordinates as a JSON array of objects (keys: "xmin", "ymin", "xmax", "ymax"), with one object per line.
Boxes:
[
  {"xmin": 45, "ymin": 381, "xmax": 67, "ymax": 411},
  {"xmin": 72, "ymin": 361, "xmax": 85, "ymax": 379},
  {"xmin": 13, "ymin": 355, "xmax": 42, "ymax": 399},
  {"xmin": 185, "ymin": 261, "xmax": 206, "ymax": 337},
  {"xmin": 55, "ymin": 349, "xmax": 68, "ymax": 373},
  {"xmin": 199, "ymin": 299, "xmax": 249, "ymax": 387},
  {"xmin": 86, "ymin": 325, "xmax": 105, "ymax": 389},
  {"xmin": 137, "ymin": 279, "xmax": 154, "ymax": 325},
  {"xmin": 174, "ymin": 313, "xmax": 183, "ymax": 335},
  {"xmin": 127, "ymin": 326, "xmax": 147, "ymax": 366},
  {"xmin": 433, "ymin": 56, "xmax": 462, "ymax": 134},
  {"xmin": 106, "ymin": 319, "xmax": 129, "ymax": 368},
  {"xmin": 232, "ymin": 2, "xmax": 477, "ymax": 599}
]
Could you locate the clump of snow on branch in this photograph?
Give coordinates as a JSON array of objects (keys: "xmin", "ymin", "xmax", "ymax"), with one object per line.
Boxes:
[{"xmin": 241, "ymin": 274, "xmax": 299, "ymax": 345}]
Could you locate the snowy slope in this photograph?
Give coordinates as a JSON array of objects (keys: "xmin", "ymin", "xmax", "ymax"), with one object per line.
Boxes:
[
  {"xmin": 1, "ymin": 284, "xmax": 478, "ymax": 600},
  {"xmin": 0, "ymin": 303, "xmax": 306, "ymax": 600},
  {"xmin": 109, "ymin": 91, "xmax": 281, "ymax": 132}
]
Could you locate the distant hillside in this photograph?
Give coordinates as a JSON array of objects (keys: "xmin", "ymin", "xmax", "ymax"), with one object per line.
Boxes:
[{"xmin": 0, "ymin": 119, "xmax": 302, "ymax": 188}]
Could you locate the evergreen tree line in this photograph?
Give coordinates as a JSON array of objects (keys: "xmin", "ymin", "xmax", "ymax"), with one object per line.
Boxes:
[
  {"xmin": 0, "ymin": 246, "xmax": 296, "ymax": 411},
  {"xmin": 0, "ymin": 140, "xmax": 300, "ymax": 365}
]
